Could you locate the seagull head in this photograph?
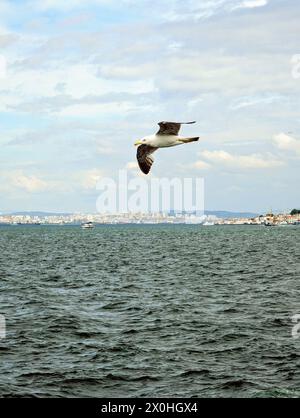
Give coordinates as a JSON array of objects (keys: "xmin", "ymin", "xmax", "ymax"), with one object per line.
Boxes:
[{"xmin": 134, "ymin": 138, "xmax": 147, "ymax": 146}]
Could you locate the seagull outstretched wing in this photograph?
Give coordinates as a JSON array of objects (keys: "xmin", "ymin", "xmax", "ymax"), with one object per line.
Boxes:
[
  {"xmin": 156, "ymin": 121, "xmax": 196, "ymax": 136},
  {"xmin": 136, "ymin": 145, "xmax": 158, "ymax": 174}
]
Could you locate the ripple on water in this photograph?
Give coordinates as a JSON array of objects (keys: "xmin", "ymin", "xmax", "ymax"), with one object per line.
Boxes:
[{"xmin": 0, "ymin": 225, "xmax": 299, "ymax": 397}]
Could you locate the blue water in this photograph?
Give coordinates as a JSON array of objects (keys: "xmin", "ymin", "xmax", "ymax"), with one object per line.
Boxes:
[{"xmin": 0, "ymin": 225, "xmax": 299, "ymax": 397}]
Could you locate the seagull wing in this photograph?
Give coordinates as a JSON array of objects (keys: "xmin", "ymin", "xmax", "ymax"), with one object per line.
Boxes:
[
  {"xmin": 157, "ymin": 121, "xmax": 196, "ymax": 135},
  {"xmin": 137, "ymin": 145, "xmax": 158, "ymax": 175}
]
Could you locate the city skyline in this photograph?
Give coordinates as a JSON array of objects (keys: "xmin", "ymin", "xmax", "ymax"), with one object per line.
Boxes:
[
  {"xmin": 1, "ymin": 208, "xmax": 299, "ymax": 226},
  {"xmin": 0, "ymin": 0, "xmax": 299, "ymax": 213}
]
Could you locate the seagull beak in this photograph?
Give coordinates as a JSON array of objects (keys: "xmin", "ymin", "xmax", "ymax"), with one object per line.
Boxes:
[{"xmin": 134, "ymin": 140, "xmax": 142, "ymax": 146}]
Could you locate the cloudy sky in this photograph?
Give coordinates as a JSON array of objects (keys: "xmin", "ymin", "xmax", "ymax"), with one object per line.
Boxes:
[{"xmin": 0, "ymin": 0, "xmax": 299, "ymax": 213}]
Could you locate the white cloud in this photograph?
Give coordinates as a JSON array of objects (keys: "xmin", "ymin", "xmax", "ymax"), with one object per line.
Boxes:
[
  {"xmin": 0, "ymin": 170, "xmax": 71, "ymax": 194},
  {"xmin": 30, "ymin": 0, "xmax": 110, "ymax": 12},
  {"xmin": 238, "ymin": 0, "xmax": 268, "ymax": 9},
  {"xmin": 0, "ymin": 33, "xmax": 17, "ymax": 48},
  {"xmin": 1, "ymin": 167, "xmax": 106, "ymax": 195},
  {"xmin": 231, "ymin": 94, "xmax": 280, "ymax": 110},
  {"xmin": 126, "ymin": 161, "xmax": 139, "ymax": 170},
  {"xmin": 10, "ymin": 171, "xmax": 49, "ymax": 193},
  {"xmin": 200, "ymin": 150, "xmax": 283, "ymax": 169},
  {"xmin": 79, "ymin": 168, "xmax": 103, "ymax": 190},
  {"xmin": 273, "ymin": 133, "xmax": 300, "ymax": 155},
  {"xmin": 193, "ymin": 160, "xmax": 211, "ymax": 170},
  {"xmin": 98, "ymin": 63, "xmax": 156, "ymax": 80},
  {"xmin": 96, "ymin": 140, "xmax": 115, "ymax": 155},
  {"xmin": 28, "ymin": 0, "xmax": 268, "ymax": 18},
  {"xmin": 1, "ymin": 58, "xmax": 156, "ymax": 114},
  {"xmin": 0, "ymin": 54, "xmax": 6, "ymax": 78},
  {"xmin": 163, "ymin": 0, "xmax": 269, "ymax": 22}
]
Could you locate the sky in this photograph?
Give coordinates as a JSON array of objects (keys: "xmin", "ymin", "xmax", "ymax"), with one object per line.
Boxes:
[{"xmin": 0, "ymin": 0, "xmax": 299, "ymax": 213}]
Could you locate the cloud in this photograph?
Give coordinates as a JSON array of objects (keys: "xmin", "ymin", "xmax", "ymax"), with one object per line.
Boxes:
[
  {"xmin": 200, "ymin": 150, "xmax": 283, "ymax": 169},
  {"xmin": 0, "ymin": 169, "xmax": 72, "ymax": 194},
  {"xmin": 0, "ymin": 33, "xmax": 18, "ymax": 47},
  {"xmin": 2, "ymin": 0, "xmax": 269, "ymax": 20},
  {"xmin": 95, "ymin": 140, "xmax": 116, "ymax": 155},
  {"xmin": 0, "ymin": 54, "xmax": 7, "ymax": 78},
  {"xmin": 126, "ymin": 161, "xmax": 139, "ymax": 170},
  {"xmin": 78, "ymin": 168, "xmax": 103, "ymax": 190},
  {"xmin": 30, "ymin": 0, "xmax": 111, "ymax": 12},
  {"xmin": 9, "ymin": 92, "xmax": 154, "ymax": 115},
  {"xmin": 98, "ymin": 63, "xmax": 156, "ymax": 80},
  {"xmin": 231, "ymin": 94, "xmax": 281, "ymax": 110},
  {"xmin": 273, "ymin": 133, "xmax": 300, "ymax": 155},
  {"xmin": 9, "ymin": 171, "xmax": 49, "ymax": 193},
  {"xmin": 238, "ymin": 0, "xmax": 268, "ymax": 9},
  {"xmin": 1, "ymin": 167, "xmax": 106, "ymax": 196},
  {"xmin": 3, "ymin": 57, "xmax": 156, "ymax": 115},
  {"xmin": 163, "ymin": 0, "xmax": 269, "ymax": 22},
  {"xmin": 193, "ymin": 160, "xmax": 212, "ymax": 170}
]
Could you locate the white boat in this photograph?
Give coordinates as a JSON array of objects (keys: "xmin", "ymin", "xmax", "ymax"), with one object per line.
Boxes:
[
  {"xmin": 81, "ymin": 222, "xmax": 94, "ymax": 229},
  {"xmin": 264, "ymin": 221, "xmax": 277, "ymax": 227},
  {"xmin": 202, "ymin": 221, "xmax": 215, "ymax": 226}
]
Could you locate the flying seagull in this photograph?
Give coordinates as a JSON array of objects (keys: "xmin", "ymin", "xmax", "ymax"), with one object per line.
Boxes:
[{"xmin": 134, "ymin": 121, "xmax": 199, "ymax": 174}]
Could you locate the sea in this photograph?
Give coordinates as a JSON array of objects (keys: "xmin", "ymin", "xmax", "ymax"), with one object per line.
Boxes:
[{"xmin": 0, "ymin": 225, "xmax": 299, "ymax": 398}]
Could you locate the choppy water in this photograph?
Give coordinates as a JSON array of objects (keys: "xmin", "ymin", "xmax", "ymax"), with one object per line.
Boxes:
[{"xmin": 0, "ymin": 225, "xmax": 299, "ymax": 398}]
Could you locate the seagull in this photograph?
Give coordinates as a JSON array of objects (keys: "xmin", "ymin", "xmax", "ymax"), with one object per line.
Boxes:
[{"xmin": 134, "ymin": 121, "xmax": 199, "ymax": 174}]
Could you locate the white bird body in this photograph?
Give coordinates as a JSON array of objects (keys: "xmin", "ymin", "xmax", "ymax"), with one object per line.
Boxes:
[{"xmin": 142, "ymin": 134, "xmax": 187, "ymax": 148}]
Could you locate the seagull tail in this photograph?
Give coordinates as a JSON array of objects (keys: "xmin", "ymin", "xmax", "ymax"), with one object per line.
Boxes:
[
  {"xmin": 181, "ymin": 137, "xmax": 199, "ymax": 143},
  {"xmin": 185, "ymin": 136, "xmax": 199, "ymax": 143}
]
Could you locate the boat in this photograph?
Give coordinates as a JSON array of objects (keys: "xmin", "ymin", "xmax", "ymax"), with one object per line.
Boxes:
[
  {"xmin": 81, "ymin": 222, "xmax": 94, "ymax": 229},
  {"xmin": 202, "ymin": 221, "xmax": 215, "ymax": 226},
  {"xmin": 264, "ymin": 221, "xmax": 277, "ymax": 227}
]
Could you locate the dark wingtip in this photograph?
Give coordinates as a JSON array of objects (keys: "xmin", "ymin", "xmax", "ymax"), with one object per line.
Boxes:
[
  {"xmin": 137, "ymin": 161, "xmax": 150, "ymax": 175},
  {"xmin": 141, "ymin": 166, "xmax": 150, "ymax": 175}
]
